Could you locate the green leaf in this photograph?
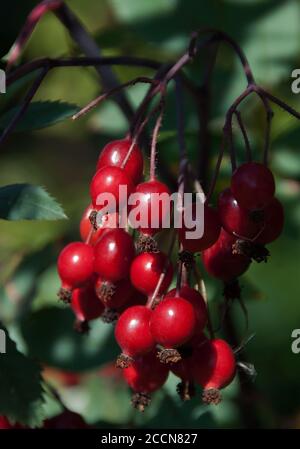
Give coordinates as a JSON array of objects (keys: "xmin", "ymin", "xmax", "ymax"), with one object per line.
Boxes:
[
  {"xmin": 0, "ymin": 323, "xmax": 44, "ymax": 427},
  {"xmin": 0, "ymin": 184, "xmax": 67, "ymax": 220},
  {"xmin": 0, "ymin": 101, "xmax": 80, "ymax": 132}
]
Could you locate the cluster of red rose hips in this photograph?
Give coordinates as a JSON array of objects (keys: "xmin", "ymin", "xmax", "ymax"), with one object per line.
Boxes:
[{"xmin": 56, "ymin": 136, "xmax": 283, "ymax": 411}]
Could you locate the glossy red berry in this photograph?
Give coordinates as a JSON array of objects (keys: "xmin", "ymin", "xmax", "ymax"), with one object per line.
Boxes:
[
  {"xmin": 115, "ymin": 305, "xmax": 155, "ymax": 358},
  {"xmin": 90, "ymin": 166, "xmax": 134, "ymax": 209},
  {"xmin": 131, "ymin": 180, "xmax": 170, "ymax": 236},
  {"xmin": 202, "ymin": 229, "xmax": 251, "ymax": 281},
  {"xmin": 219, "ymin": 190, "xmax": 284, "ymax": 245},
  {"xmin": 130, "ymin": 251, "xmax": 173, "ymax": 296},
  {"xmin": 123, "ymin": 350, "xmax": 169, "ymax": 393},
  {"xmin": 191, "ymin": 338, "xmax": 236, "ymax": 404},
  {"xmin": 80, "ymin": 204, "xmax": 118, "ymax": 245},
  {"xmin": 57, "ymin": 242, "xmax": 94, "ymax": 290},
  {"xmin": 231, "ymin": 162, "xmax": 275, "ymax": 211},
  {"xmin": 218, "ymin": 188, "xmax": 261, "ymax": 240},
  {"xmin": 255, "ymin": 197, "xmax": 284, "ymax": 244},
  {"xmin": 166, "ymin": 285, "xmax": 207, "ymax": 332},
  {"xmin": 94, "ymin": 229, "xmax": 135, "ymax": 283},
  {"xmin": 150, "ymin": 297, "xmax": 197, "ymax": 348},
  {"xmin": 178, "ymin": 203, "xmax": 221, "ymax": 252},
  {"xmin": 96, "ymin": 138, "xmax": 143, "ymax": 185},
  {"xmin": 95, "ymin": 276, "xmax": 135, "ymax": 309},
  {"xmin": 71, "ymin": 281, "xmax": 104, "ymax": 322}
]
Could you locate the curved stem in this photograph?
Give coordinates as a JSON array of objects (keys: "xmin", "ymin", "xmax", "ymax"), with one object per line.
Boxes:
[
  {"xmin": 234, "ymin": 110, "xmax": 252, "ymax": 162},
  {"xmin": 206, "ymin": 133, "xmax": 225, "ymax": 202},
  {"xmin": 0, "ymin": 68, "xmax": 47, "ymax": 146},
  {"xmin": 7, "ymin": 56, "xmax": 160, "ymax": 86},
  {"xmin": 72, "ymin": 77, "xmax": 158, "ymax": 121},
  {"xmin": 150, "ymin": 99, "xmax": 165, "ymax": 181}
]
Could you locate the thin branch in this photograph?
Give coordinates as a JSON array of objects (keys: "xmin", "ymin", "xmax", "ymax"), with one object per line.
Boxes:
[
  {"xmin": 0, "ymin": 68, "xmax": 47, "ymax": 146},
  {"xmin": 150, "ymin": 98, "xmax": 165, "ymax": 181},
  {"xmin": 7, "ymin": 56, "xmax": 160, "ymax": 86},
  {"xmin": 55, "ymin": 2, "xmax": 134, "ymax": 121},
  {"xmin": 257, "ymin": 94, "xmax": 273, "ymax": 166},
  {"xmin": 6, "ymin": 0, "xmax": 62, "ymax": 68},
  {"xmin": 206, "ymin": 131, "xmax": 225, "ymax": 202},
  {"xmin": 72, "ymin": 77, "xmax": 158, "ymax": 121},
  {"xmin": 191, "ymin": 29, "xmax": 255, "ymax": 85},
  {"xmin": 234, "ymin": 110, "xmax": 252, "ymax": 162},
  {"xmin": 6, "ymin": 0, "xmax": 136, "ymax": 122},
  {"xmin": 256, "ymin": 86, "xmax": 300, "ymax": 120}
]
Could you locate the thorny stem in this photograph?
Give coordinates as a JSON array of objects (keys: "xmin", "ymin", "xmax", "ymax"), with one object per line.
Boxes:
[
  {"xmin": 150, "ymin": 98, "xmax": 165, "ymax": 181},
  {"xmin": 72, "ymin": 77, "xmax": 159, "ymax": 121}
]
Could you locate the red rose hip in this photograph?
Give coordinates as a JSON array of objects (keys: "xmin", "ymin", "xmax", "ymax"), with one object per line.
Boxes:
[
  {"xmin": 80, "ymin": 204, "xmax": 119, "ymax": 245},
  {"xmin": 94, "ymin": 229, "xmax": 135, "ymax": 283},
  {"xmin": 202, "ymin": 229, "xmax": 251, "ymax": 281},
  {"xmin": 90, "ymin": 166, "xmax": 134, "ymax": 210},
  {"xmin": 95, "ymin": 277, "xmax": 135, "ymax": 309},
  {"xmin": 218, "ymin": 188, "xmax": 262, "ymax": 240},
  {"xmin": 57, "ymin": 242, "xmax": 94, "ymax": 300},
  {"xmin": 231, "ymin": 162, "xmax": 275, "ymax": 211},
  {"xmin": 123, "ymin": 350, "xmax": 169, "ymax": 394},
  {"xmin": 166, "ymin": 285, "xmax": 207, "ymax": 332},
  {"xmin": 255, "ymin": 197, "xmax": 284, "ymax": 244},
  {"xmin": 130, "ymin": 251, "xmax": 173, "ymax": 296},
  {"xmin": 97, "ymin": 138, "xmax": 143, "ymax": 185},
  {"xmin": 130, "ymin": 180, "xmax": 170, "ymax": 236},
  {"xmin": 150, "ymin": 297, "xmax": 197, "ymax": 348},
  {"xmin": 123, "ymin": 350, "xmax": 169, "ymax": 411},
  {"xmin": 115, "ymin": 305, "xmax": 155, "ymax": 367},
  {"xmin": 71, "ymin": 281, "xmax": 104, "ymax": 324},
  {"xmin": 191, "ymin": 338, "xmax": 236, "ymax": 404}
]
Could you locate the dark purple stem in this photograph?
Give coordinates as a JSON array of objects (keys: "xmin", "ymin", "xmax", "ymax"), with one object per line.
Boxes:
[
  {"xmin": 234, "ymin": 110, "xmax": 252, "ymax": 162},
  {"xmin": 7, "ymin": 56, "xmax": 160, "ymax": 86},
  {"xmin": 0, "ymin": 68, "xmax": 47, "ymax": 146}
]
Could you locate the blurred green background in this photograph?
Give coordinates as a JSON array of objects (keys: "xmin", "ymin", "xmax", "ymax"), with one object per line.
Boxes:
[{"xmin": 1, "ymin": 0, "xmax": 300, "ymax": 429}]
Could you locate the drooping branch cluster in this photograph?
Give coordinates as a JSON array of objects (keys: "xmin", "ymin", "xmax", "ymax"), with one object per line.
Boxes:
[{"xmin": 3, "ymin": 0, "xmax": 300, "ymax": 421}]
